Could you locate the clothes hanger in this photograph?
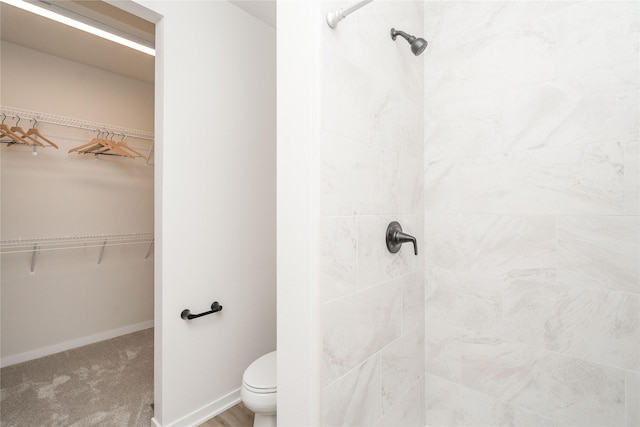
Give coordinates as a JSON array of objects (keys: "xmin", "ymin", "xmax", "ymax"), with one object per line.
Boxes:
[
  {"xmin": 89, "ymin": 132, "xmax": 138, "ymax": 157},
  {"xmin": 69, "ymin": 130, "xmax": 106, "ymax": 153},
  {"xmin": 70, "ymin": 130, "xmax": 134, "ymax": 158},
  {"xmin": 26, "ymin": 118, "xmax": 59, "ymax": 149},
  {"xmin": 69, "ymin": 130, "xmax": 111, "ymax": 154},
  {"xmin": 0, "ymin": 113, "xmax": 32, "ymax": 146},
  {"xmin": 99, "ymin": 131, "xmax": 135, "ymax": 158},
  {"xmin": 114, "ymin": 133, "xmax": 145, "ymax": 158},
  {"xmin": 10, "ymin": 116, "xmax": 45, "ymax": 147}
]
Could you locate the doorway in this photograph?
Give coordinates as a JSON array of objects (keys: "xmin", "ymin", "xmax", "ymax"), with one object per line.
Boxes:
[{"xmin": 0, "ymin": 0, "xmax": 156, "ymax": 423}]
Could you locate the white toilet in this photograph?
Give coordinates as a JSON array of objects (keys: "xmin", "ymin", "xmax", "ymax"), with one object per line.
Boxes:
[{"xmin": 241, "ymin": 351, "xmax": 277, "ymax": 427}]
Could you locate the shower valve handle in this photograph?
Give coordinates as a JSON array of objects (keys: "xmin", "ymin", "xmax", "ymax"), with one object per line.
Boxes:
[{"xmin": 386, "ymin": 221, "xmax": 418, "ymax": 255}]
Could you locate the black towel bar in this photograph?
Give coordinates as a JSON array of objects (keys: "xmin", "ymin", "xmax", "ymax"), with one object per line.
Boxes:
[{"xmin": 181, "ymin": 301, "xmax": 223, "ymax": 320}]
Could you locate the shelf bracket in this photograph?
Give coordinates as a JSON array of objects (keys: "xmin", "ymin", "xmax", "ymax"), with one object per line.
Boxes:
[
  {"xmin": 97, "ymin": 239, "xmax": 107, "ymax": 265},
  {"xmin": 30, "ymin": 244, "xmax": 38, "ymax": 274},
  {"xmin": 144, "ymin": 241, "xmax": 154, "ymax": 261}
]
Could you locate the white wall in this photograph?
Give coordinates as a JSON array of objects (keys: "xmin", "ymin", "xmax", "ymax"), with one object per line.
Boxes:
[
  {"xmin": 276, "ymin": 1, "xmax": 321, "ymax": 425},
  {"xmin": 128, "ymin": 1, "xmax": 276, "ymax": 425},
  {"xmin": 423, "ymin": 2, "xmax": 639, "ymax": 426},
  {"xmin": 0, "ymin": 41, "xmax": 154, "ymax": 366}
]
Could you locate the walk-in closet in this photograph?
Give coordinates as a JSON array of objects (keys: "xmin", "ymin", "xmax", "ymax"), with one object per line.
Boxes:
[{"xmin": 0, "ymin": 1, "xmax": 155, "ymax": 424}]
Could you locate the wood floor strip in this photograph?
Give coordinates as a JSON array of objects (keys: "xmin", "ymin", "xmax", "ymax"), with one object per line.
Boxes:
[{"xmin": 199, "ymin": 402, "xmax": 254, "ymax": 427}]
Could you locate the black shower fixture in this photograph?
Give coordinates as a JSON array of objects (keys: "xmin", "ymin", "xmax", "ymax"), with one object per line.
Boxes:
[{"xmin": 390, "ymin": 28, "xmax": 428, "ymax": 56}]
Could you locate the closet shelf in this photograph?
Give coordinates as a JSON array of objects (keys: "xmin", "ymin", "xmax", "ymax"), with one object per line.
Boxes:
[
  {"xmin": 0, "ymin": 233, "xmax": 155, "ymax": 255},
  {"xmin": 1, "ymin": 233, "xmax": 155, "ymax": 274},
  {"xmin": 0, "ymin": 106, "xmax": 154, "ymax": 141}
]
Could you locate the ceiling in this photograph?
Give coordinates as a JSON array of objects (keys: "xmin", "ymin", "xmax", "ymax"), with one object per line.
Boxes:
[
  {"xmin": 0, "ymin": 1, "xmax": 275, "ymax": 85},
  {"xmin": 229, "ymin": 1, "xmax": 276, "ymax": 29}
]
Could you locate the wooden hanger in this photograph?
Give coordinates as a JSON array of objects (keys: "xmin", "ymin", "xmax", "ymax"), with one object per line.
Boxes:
[
  {"xmin": 104, "ymin": 132, "xmax": 135, "ymax": 158},
  {"xmin": 68, "ymin": 131, "xmax": 104, "ymax": 153},
  {"xmin": 26, "ymin": 118, "xmax": 59, "ymax": 149},
  {"xmin": 69, "ymin": 130, "xmax": 111, "ymax": 154},
  {"xmin": 69, "ymin": 131, "xmax": 134, "ymax": 158},
  {"xmin": 10, "ymin": 116, "xmax": 45, "ymax": 147},
  {"xmin": 94, "ymin": 131, "xmax": 135, "ymax": 158},
  {"xmin": 0, "ymin": 114, "xmax": 31, "ymax": 146},
  {"xmin": 114, "ymin": 133, "xmax": 145, "ymax": 158}
]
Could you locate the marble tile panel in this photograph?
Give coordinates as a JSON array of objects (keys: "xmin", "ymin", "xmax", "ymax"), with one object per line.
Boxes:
[
  {"xmin": 424, "ymin": 214, "xmax": 556, "ymax": 276},
  {"xmin": 357, "ymin": 1, "xmax": 424, "ymax": 104},
  {"xmin": 321, "ymin": 216, "xmax": 358, "ymax": 303},
  {"xmin": 322, "ymin": 355, "xmax": 381, "ymax": 427},
  {"xmin": 402, "ymin": 270, "xmax": 424, "ymax": 333},
  {"xmin": 501, "ymin": 82, "xmax": 579, "ymax": 152},
  {"xmin": 380, "ymin": 152, "xmax": 423, "ymax": 216},
  {"xmin": 424, "ymin": 373, "xmax": 462, "ymax": 427},
  {"xmin": 424, "ymin": 66, "xmax": 505, "ymax": 136},
  {"xmin": 321, "ymin": 131, "xmax": 381, "ymax": 216},
  {"xmin": 357, "ymin": 215, "xmax": 421, "ymax": 290},
  {"xmin": 321, "ymin": 53, "xmax": 406, "ymax": 148},
  {"xmin": 364, "ymin": 87, "xmax": 404, "ymax": 153},
  {"xmin": 425, "ymin": 267, "xmax": 503, "ymax": 337},
  {"xmin": 457, "ymin": 17, "xmax": 557, "ymax": 91},
  {"xmin": 532, "ymin": 142, "xmax": 625, "ymax": 213},
  {"xmin": 504, "ymin": 280, "xmax": 640, "ymax": 371},
  {"xmin": 424, "ymin": 374, "xmax": 557, "ymax": 427},
  {"xmin": 558, "ymin": 215, "xmax": 640, "ymax": 294},
  {"xmin": 503, "ymin": 268, "xmax": 557, "ymax": 287},
  {"xmin": 554, "ymin": 2, "xmax": 639, "ymax": 81},
  {"xmin": 424, "ymin": 2, "xmax": 562, "ymax": 53},
  {"xmin": 322, "ymin": 279, "xmax": 402, "ymax": 386},
  {"xmin": 369, "ymin": 92, "xmax": 402, "ymax": 156},
  {"xmin": 625, "ymin": 141, "xmax": 639, "ymax": 215},
  {"xmin": 628, "ymin": 371, "xmax": 640, "ymax": 427},
  {"xmin": 424, "ymin": 265, "xmax": 437, "ymax": 302},
  {"xmin": 426, "ymin": 5, "xmax": 638, "ymax": 175},
  {"xmin": 425, "ymin": 142, "xmax": 625, "ymax": 215},
  {"xmin": 376, "ymin": 380, "xmax": 424, "ymax": 427},
  {"xmin": 423, "ymin": 3, "xmax": 570, "ymax": 124},
  {"xmin": 424, "ymin": 118, "xmax": 503, "ymax": 162},
  {"xmin": 427, "ymin": 324, "xmax": 627, "ymax": 425},
  {"xmin": 424, "ymin": 321, "xmax": 463, "ymax": 383},
  {"xmin": 458, "ymin": 335, "xmax": 626, "ymax": 426},
  {"xmin": 503, "ymin": 69, "xmax": 639, "ymax": 151},
  {"xmin": 321, "ymin": 52, "xmax": 372, "ymax": 142},
  {"xmin": 553, "ymin": 74, "xmax": 638, "ymax": 150},
  {"xmin": 423, "ymin": 158, "xmax": 460, "ymax": 213},
  {"xmin": 380, "ymin": 325, "xmax": 424, "ymax": 414},
  {"xmin": 401, "ymin": 96, "xmax": 424, "ymax": 160}
]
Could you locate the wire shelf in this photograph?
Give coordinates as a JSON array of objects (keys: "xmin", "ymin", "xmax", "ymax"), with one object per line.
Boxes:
[
  {"xmin": 0, "ymin": 233, "xmax": 155, "ymax": 255},
  {"xmin": 1, "ymin": 106, "xmax": 154, "ymax": 141}
]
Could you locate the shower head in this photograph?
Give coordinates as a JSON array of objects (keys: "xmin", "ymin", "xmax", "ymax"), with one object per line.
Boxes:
[{"xmin": 390, "ymin": 28, "xmax": 428, "ymax": 56}]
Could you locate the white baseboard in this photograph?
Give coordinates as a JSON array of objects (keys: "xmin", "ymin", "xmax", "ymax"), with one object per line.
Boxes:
[
  {"xmin": 152, "ymin": 388, "xmax": 242, "ymax": 427},
  {"xmin": 0, "ymin": 320, "xmax": 154, "ymax": 368}
]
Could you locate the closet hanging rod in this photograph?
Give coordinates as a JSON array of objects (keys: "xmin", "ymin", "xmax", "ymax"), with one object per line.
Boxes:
[{"xmin": 0, "ymin": 106, "xmax": 154, "ymax": 141}]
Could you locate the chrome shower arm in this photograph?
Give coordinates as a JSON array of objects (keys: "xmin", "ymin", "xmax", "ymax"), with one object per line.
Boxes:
[{"xmin": 390, "ymin": 29, "xmax": 414, "ymax": 43}]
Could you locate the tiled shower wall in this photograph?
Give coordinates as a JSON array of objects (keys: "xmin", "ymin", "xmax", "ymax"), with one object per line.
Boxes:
[
  {"xmin": 319, "ymin": 1, "xmax": 425, "ymax": 425},
  {"xmin": 423, "ymin": 2, "xmax": 639, "ymax": 426}
]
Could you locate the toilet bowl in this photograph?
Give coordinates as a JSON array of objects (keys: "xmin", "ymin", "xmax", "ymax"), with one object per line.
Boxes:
[{"xmin": 241, "ymin": 351, "xmax": 276, "ymax": 427}]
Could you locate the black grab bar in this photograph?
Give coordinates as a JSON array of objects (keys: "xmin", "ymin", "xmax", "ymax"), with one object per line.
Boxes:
[{"xmin": 181, "ymin": 301, "xmax": 223, "ymax": 320}]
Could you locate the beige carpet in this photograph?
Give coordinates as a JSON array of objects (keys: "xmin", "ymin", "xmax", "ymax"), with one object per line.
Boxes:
[{"xmin": 0, "ymin": 328, "xmax": 154, "ymax": 426}]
